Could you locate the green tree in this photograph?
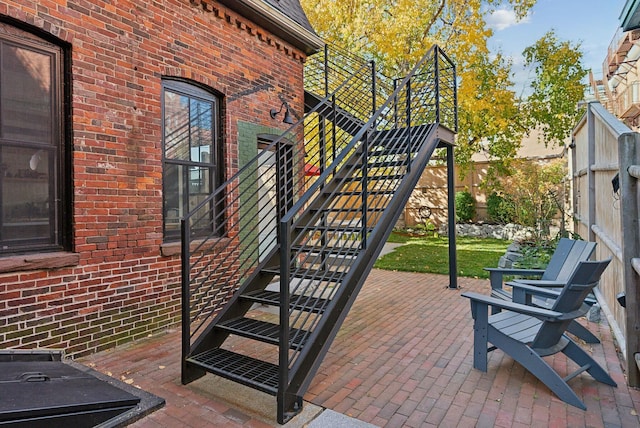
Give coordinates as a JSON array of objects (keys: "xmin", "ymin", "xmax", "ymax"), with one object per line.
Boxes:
[{"xmin": 523, "ymin": 31, "xmax": 588, "ymax": 147}]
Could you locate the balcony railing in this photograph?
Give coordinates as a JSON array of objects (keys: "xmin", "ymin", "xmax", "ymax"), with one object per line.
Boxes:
[
  {"xmin": 604, "ymin": 27, "xmax": 640, "ymax": 79},
  {"xmin": 618, "ymin": 81, "xmax": 640, "ymax": 119}
]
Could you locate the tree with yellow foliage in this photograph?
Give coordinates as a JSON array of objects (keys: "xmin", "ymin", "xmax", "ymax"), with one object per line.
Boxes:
[{"xmin": 301, "ymin": 0, "xmax": 585, "ymax": 182}]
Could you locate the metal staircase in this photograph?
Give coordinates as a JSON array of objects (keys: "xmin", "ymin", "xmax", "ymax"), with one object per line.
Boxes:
[{"xmin": 180, "ymin": 44, "xmax": 457, "ymax": 424}]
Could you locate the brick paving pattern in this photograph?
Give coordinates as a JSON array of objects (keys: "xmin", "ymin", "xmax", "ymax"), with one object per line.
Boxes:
[{"xmin": 83, "ymin": 270, "xmax": 640, "ymax": 427}]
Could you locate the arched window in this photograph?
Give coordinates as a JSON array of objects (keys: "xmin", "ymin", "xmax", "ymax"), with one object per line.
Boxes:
[
  {"xmin": 0, "ymin": 23, "xmax": 68, "ymax": 254},
  {"xmin": 162, "ymin": 79, "xmax": 221, "ymax": 240}
]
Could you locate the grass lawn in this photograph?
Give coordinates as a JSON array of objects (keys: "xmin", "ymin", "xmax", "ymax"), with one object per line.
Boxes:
[{"xmin": 374, "ymin": 232, "xmax": 510, "ymax": 279}]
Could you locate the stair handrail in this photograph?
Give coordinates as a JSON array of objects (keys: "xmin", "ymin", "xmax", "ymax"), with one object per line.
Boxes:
[
  {"xmin": 279, "ymin": 46, "xmax": 451, "ymax": 227},
  {"xmin": 180, "ymin": 46, "xmax": 380, "ymax": 364},
  {"xmin": 181, "ymin": 65, "xmax": 374, "ymax": 224},
  {"xmin": 305, "ymin": 43, "xmax": 396, "ymax": 122},
  {"xmin": 277, "ymin": 44, "xmax": 456, "ymax": 409}
]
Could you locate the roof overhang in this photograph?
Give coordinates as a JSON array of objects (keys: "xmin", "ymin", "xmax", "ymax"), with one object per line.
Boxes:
[
  {"xmin": 621, "ymin": 0, "xmax": 640, "ymax": 31},
  {"xmin": 218, "ymin": 0, "xmax": 324, "ymax": 55}
]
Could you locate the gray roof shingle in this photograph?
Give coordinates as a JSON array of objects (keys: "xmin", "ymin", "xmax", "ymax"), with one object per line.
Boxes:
[{"xmin": 262, "ymin": 0, "xmax": 315, "ymax": 33}]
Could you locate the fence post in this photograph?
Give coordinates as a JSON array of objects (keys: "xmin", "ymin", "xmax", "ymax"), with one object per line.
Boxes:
[
  {"xmin": 619, "ymin": 132, "xmax": 640, "ymax": 387},
  {"xmin": 587, "ymin": 104, "xmax": 596, "ymax": 242}
]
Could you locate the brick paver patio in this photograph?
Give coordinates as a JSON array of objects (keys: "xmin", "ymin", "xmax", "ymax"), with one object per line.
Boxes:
[{"xmin": 82, "ymin": 269, "xmax": 640, "ymax": 427}]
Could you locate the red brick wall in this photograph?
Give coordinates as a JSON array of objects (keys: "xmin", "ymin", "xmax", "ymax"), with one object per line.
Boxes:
[{"xmin": 0, "ymin": 1, "xmax": 307, "ymax": 356}]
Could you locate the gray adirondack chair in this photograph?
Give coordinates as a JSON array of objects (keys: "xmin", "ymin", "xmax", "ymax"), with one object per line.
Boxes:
[
  {"xmin": 462, "ymin": 259, "xmax": 615, "ymax": 410},
  {"xmin": 485, "ymin": 238, "xmax": 596, "ymax": 299},
  {"xmin": 486, "ymin": 238, "xmax": 599, "ymax": 343}
]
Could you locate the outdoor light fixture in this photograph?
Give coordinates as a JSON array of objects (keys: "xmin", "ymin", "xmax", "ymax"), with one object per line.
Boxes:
[{"xmin": 270, "ymin": 102, "xmax": 294, "ymax": 124}]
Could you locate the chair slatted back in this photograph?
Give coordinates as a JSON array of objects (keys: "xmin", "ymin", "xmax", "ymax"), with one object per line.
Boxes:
[
  {"xmin": 550, "ymin": 241, "xmax": 597, "ymax": 283},
  {"xmin": 531, "ymin": 259, "xmax": 611, "ymax": 350},
  {"xmin": 538, "ymin": 238, "xmax": 575, "ymax": 281}
]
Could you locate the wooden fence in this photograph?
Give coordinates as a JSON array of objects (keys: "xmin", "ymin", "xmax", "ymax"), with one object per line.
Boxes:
[
  {"xmin": 402, "ymin": 156, "xmax": 565, "ymax": 229},
  {"xmin": 401, "ymin": 161, "xmax": 488, "ymax": 228},
  {"xmin": 571, "ymin": 101, "xmax": 640, "ymax": 385}
]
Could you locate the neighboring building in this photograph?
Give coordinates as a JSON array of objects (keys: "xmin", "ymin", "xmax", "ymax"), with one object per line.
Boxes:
[
  {"xmin": 0, "ymin": 0, "xmax": 322, "ymax": 357},
  {"xmin": 589, "ymin": 25, "xmax": 640, "ymax": 127}
]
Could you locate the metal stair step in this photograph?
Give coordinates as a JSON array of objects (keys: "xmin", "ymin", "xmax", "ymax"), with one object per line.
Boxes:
[
  {"xmin": 242, "ymin": 290, "xmax": 330, "ymax": 313},
  {"xmin": 295, "ymin": 224, "xmax": 366, "ymax": 233},
  {"xmin": 368, "ymin": 159, "xmax": 409, "ymax": 168},
  {"xmin": 371, "ymin": 149, "xmax": 415, "ymax": 160},
  {"xmin": 325, "ymin": 189, "xmax": 395, "ymax": 196},
  {"xmin": 310, "ymin": 207, "xmax": 386, "ymax": 214},
  {"xmin": 343, "ymin": 158, "xmax": 408, "ymax": 169},
  {"xmin": 368, "ymin": 144, "xmax": 412, "ymax": 151},
  {"xmin": 186, "ymin": 348, "xmax": 278, "ymax": 395},
  {"xmin": 294, "ymin": 252, "xmax": 358, "ymax": 269},
  {"xmin": 372, "ymin": 124, "xmax": 435, "ymax": 144},
  {"xmin": 335, "ymin": 174, "xmax": 405, "ymax": 182},
  {"xmin": 217, "ymin": 318, "xmax": 309, "ymax": 349},
  {"xmin": 261, "ymin": 266, "xmax": 348, "ymax": 282},
  {"xmin": 291, "ymin": 245, "xmax": 361, "ymax": 257}
]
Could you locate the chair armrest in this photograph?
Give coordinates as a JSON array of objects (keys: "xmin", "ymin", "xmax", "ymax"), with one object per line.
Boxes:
[
  {"xmin": 484, "ymin": 267, "xmax": 545, "ymax": 290},
  {"xmin": 507, "ymin": 282, "xmax": 562, "ymax": 305},
  {"xmin": 511, "ymin": 279, "xmax": 565, "ymax": 288},
  {"xmin": 461, "ymin": 292, "xmax": 562, "ymax": 320},
  {"xmin": 507, "ymin": 282, "xmax": 562, "ymax": 299}
]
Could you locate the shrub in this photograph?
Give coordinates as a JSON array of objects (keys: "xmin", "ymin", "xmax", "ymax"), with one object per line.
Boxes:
[
  {"xmin": 513, "ymin": 238, "xmax": 558, "ymax": 269},
  {"xmin": 455, "ymin": 191, "xmax": 476, "ymax": 222},
  {"xmin": 513, "ymin": 235, "xmax": 560, "ymax": 269},
  {"xmin": 487, "ymin": 192, "xmax": 514, "ymax": 224},
  {"xmin": 491, "ymin": 159, "xmax": 566, "ymax": 240}
]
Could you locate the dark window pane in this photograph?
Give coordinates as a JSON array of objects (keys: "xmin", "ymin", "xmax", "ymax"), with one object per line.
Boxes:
[
  {"xmin": 188, "ymin": 166, "xmax": 214, "ymax": 236},
  {"xmin": 163, "ymin": 163, "xmax": 215, "ymax": 238},
  {"xmin": 0, "ymin": 25, "xmax": 63, "ymax": 254},
  {"xmin": 189, "ymin": 98, "xmax": 213, "ymax": 164},
  {"xmin": 164, "ymin": 90, "xmax": 191, "ymax": 161},
  {"xmin": 163, "ymin": 163, "xmax": 182, "ymax": 234},
  {"xmin": 1, "ymin": 44, "xmax": 53, "ymax": 143},
  {"xmin": 1, "ymin": 145, "xmax": 52, "ymax": 244}
]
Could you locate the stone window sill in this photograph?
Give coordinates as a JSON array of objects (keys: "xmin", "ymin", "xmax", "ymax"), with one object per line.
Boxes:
[{"xmin": 0, "ymin": 252, "xmax": 80, "ymax": 274}]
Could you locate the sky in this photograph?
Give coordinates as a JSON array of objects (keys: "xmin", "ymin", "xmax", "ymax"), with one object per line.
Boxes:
[{"xmin": 486, "ymin": 0, "xmax": 627, "ymax": 94}]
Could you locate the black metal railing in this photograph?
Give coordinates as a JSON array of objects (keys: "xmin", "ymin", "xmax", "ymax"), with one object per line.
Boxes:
[
  {"xmin": 276, "ymin": 46, "xmax": 455, "ymax": 415},
  {"xmin": 180, "ymin": 45, "xmax": 381, "ymax": 361},
  {"xmin": 180, "ymin": 43, "xmax": 456, "ymax": 423}
]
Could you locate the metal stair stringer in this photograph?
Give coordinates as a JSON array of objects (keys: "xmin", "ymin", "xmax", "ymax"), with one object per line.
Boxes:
[
  {"xmin": 279, "ymin": 125, "xmax": 446, "ymax": 416},
  {"xmin": 274, "ymin": 45, "xmax": 457, "ymax": 422}
]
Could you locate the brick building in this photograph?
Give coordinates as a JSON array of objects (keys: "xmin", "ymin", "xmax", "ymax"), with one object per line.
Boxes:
[{"xmin": 0, "ymin": 0, "xmax": 322, "ymax": 357}]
